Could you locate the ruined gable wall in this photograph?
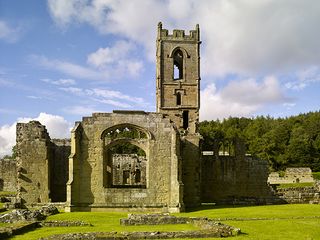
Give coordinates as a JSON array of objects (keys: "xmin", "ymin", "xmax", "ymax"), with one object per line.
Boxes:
[
  {"xmin": 0, "ymin": 158, "xmax": 17, "ymax": 192},
  {"xmin": 16, "ymin": 121, "xmax": 52, "ymax": 205},
  {"xmin": 67, "ymin": 112, "xmax": 183, "ymax": 212}
]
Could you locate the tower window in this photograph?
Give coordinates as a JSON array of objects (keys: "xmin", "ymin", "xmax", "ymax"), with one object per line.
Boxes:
[
  {"xmin": 183, "ymin": 110, "xmax": 189, "ymax": 130},
  {"xmin": 173, "ymin": 50, "xmax": 183, "ymax": 80},
  {"xmin": 176, "ymin": 92, "xmax": 181, "ymax": 106}
]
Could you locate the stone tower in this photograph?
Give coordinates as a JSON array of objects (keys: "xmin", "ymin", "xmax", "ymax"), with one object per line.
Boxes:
[
  {"xmin": 156, "ymin": 22, "xmax": 200, "ymax": 134},
  {"xmin": 156, "ymin": 22, "xmax": 201, "ymax": 207}
]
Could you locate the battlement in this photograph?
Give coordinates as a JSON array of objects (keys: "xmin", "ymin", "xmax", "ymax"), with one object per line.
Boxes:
[{"xmin": 157, "ymin": 22, "xmax": 200, "ymax": 41}]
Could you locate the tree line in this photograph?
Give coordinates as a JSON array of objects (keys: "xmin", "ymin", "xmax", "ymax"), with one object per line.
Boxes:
[{"xmin": 199, "ymin": 111, "xmax": 320, "ymax": 171}]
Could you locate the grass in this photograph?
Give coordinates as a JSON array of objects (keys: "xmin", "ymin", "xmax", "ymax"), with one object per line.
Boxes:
[
  {"xmin": 313, "ymin": 172, "xmax": 320, "ymax": 180},
  {"xmin": 0, "ymin": 191, "xmax": 16, "ymax": 197},
  {"xmin": 8, "ymin": 204, "xmax": 320, "ymax": 240},
  {"xmin": 277, "ymin": 182, "xmax": 314, "ymax": 189},
  {"xmin": 10, "ymin": 212, "xmax": 199, "ymax": 240}
]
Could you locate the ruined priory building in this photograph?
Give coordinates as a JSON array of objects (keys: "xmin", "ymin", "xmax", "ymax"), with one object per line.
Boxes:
[{"xmin": 14, "ymin": 23, "xmax": 274, "ymax": 212}]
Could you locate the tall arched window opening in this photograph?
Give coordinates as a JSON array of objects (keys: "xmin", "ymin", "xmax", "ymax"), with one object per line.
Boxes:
[
  {"xmin": 102, "ymin": 124, "xmax": 149, "ymax": 188},
  {"xmin": 173, "ymin": 49, "xmax": 183, "ymax": 80}
]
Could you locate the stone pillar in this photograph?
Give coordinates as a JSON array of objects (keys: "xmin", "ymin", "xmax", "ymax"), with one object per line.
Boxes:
[
  {"xmin": 66, "ymin": 122, "xmax": 81, "ymax": 212},
  {"xmin": 16, "ymin": 121, "xmax": 52, "ymax": 206}
]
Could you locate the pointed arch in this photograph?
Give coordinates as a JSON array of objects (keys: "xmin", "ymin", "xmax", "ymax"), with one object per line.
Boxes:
[{"xmin": 169, "ymin": 47, "xmax": 190, "ymax": 81}]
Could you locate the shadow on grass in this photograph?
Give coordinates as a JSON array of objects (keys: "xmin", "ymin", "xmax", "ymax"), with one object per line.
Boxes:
[{"xmin": 185, "ymin": 203, "xmax": 286, "ymax": 212}]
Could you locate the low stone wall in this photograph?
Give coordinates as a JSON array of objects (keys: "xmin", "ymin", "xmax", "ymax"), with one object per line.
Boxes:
[
  {"xmin": 268, "ymin": 168, "xmax": 314, "ymax": 184},
  {"xmin": 40, "ymin": 220, "xmax": 91, "ymax": 227},
  {"xmin": 276, "ymin": 186, "xmax": 319, "ymax": 204},
  {"xmin": 41, "ymin": 214, "xmax": 240, "ymax": 239}
]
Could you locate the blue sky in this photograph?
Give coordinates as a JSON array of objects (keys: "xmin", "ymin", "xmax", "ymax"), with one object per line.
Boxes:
[{"xmin": 1, "ymin": 0, "xmax": 320, "ymax": 156}]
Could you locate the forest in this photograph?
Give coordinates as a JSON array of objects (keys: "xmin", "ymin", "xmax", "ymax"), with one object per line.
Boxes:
[{"xmin": 199, "ymin": 111, "xmax": 320, "ymax": 171}]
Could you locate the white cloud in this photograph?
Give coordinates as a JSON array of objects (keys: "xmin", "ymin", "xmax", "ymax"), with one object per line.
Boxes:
[
  {"xmin": 59, "ymin": 87, "xmax": 83, "ymax": 95},
  {"xmin": 30, "ymin": 55, "xmax": 109, "ymax": 81},
  {"xmin": 86, "ymin": 88, "xmax": 144, "ymax": 104},
  {"xmin": 220, "ymin": 76, "xmax": 285, "ymax": 105},
  {"xmin": 0, "ymin": 113, "xmax": 71, "ymax": 158},
  {"xmin": 27, "ymin": 95, "xmax": 42, "ymax": 99},
  {"xmin": 47, "ymin": 0, "xmax": 320, "ymax": 77},
  {"xmin": 42, "ymin": 78, "xmax": 76, "ymax": 86},
  {"xmin": 30, "ymin": 40, "xmax": 143, "ymax": 81},
  {"xmin": 87, "ymin": 40, "xmax": 133, "ymax": 67},
  {"xmin": 60, "ymin": 86, "xmax": 145, "ymax": 109},
  {"xmin": 0, "ymin": 20, "xmax": 21, "ymax": 43},
  {"xmin": 63, "ymin": 105, "xmax": 104, "ymax": 115},
  {"xmin": 95, "ymin": 99, "xmax": 131, "ymax": 108},
  {"xmin": 87, "ymin": 40, "xmax": 144, "ymax": 77},
  {"xmin": 200, "ymin": 76, "xmax": 288, "ymax": 120},
  {"xmin": 285, "ymin": 66, "xmax": 320, "ymax": 90},
  {"xmin": 0, "ymin": 123, "xmax": 16, "ymax": 158}
]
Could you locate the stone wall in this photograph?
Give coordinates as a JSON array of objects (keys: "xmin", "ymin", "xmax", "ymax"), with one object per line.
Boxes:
[
  {"xmin": 16, "ymin": 121, "xmax": 70, "ymax": 206},
  {"xmin": 16, "ymin": 121, "xmax": 52, "ymax": 205},
  {"xmin": 276, "ymin": 186, "xmax": 319, "ymax": 204},
  {"xmin": 50, "ymin": 139, "xmax": 70, "ymax": 202},
  {"xmin": 201, "ymin": 141, "xmax": 275, "ymax": 204},
  {"xmin": 0, "ymin": 158, "xmax": 17, "ymax": 192},
  {"xmin": 66, "ymin": 111, "xmax": 184, "ymax": 213},
  {"xmin": 268, "ymin": 167, "xmax": 314, "ymax": 184}
]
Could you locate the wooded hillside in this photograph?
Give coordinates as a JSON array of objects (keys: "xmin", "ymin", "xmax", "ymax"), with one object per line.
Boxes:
[{"xmin": 199, "ymin": 111, "xmax": 320, "ymax": 171}]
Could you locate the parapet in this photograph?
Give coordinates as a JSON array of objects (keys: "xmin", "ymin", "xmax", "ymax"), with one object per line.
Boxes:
[{"xmin": 157, "ymin": 22, "xmax": 200, "ymax": 41}]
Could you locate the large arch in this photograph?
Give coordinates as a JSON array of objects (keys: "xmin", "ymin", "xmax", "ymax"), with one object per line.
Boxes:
[
  {"xmin": 169, "ymin": 47, "xmax": 190, "ymax": 81},
  {"xmin": 101, "ymin": 123, "xmax": 151, "ymax": 188},
  {"xmin": 101, "ymin": 123, "xmax": 153, "ymax": 141}
]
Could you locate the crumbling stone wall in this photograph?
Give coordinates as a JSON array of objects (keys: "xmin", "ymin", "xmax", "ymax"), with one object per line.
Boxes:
[
  {"xmin": 16, "ymin": 121, "xmax": 52, "ymax": 205},
  {"xmin": 201, "ymin": 141, "xmax": 275, "ymax": 204},
  {"xmin": 16, "ymin": 121, "xmax": 70, "ymax": 206},
  {"xmin": 0, "ymin": 158, "xmax": 17, "ymax": 192}
]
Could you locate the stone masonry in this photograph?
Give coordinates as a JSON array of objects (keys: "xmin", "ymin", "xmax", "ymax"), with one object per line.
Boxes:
[
  {"xmin": 0, "ymin": 158, "xmax": 17, "ymax": 192},
  {"xmin": 12, "ymin": 23, "xmax": 287, "ymax": 211},
  {"xmin": 268, "ymin": 167, "xmax": 314, "ymax": 184}
]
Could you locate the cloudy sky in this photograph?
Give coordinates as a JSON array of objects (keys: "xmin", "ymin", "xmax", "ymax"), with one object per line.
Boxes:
[{"xmin": 1, "ymin": 0, "xmax": 320, "ymax": 157}]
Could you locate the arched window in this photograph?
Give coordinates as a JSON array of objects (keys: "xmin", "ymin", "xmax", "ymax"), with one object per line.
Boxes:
[
  {"xmin": 176, "ymin": 92, "xmax": 181, "ymax": 106},
  {"xmin": 102, "ymin": 124, "xmax": 149, "ymax": 188},
  {"xmin": 173, "ymin": 49, "xmax": 183, "ymax": 80}
]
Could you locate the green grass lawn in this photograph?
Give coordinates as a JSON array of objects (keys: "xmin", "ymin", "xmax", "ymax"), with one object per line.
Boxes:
[
  {"xmin": 277, "ymin": 182, "xmax": 314, "ymax": 189},
  {"xmin": 9, "ymin": 204, "xmax": 320, "ymax": 240},
  {"xmin": 313, "ymin": 172, "xmax": 320, "ymax": 180}
]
